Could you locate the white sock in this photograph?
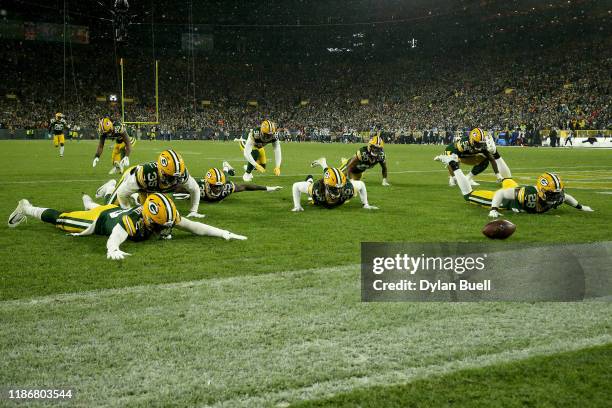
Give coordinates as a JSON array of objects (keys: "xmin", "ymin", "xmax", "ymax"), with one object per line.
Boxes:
[
  {"xmin": 24, "ymin": 204, "xmax": 47, "ymax": 220},
  {"xmin": 453, "ymin": 169, "xmax": 473, "ymax": 196},
  {"xmin": 59, "ymin": 146, "xmax": 64, "ymax": 156},
  {"xmin": 495, "ymin": 157, "xmax": 512, "ymax": 178},
  {"xmin": 82, "ymin": 195, "xmax": 99, "ymax": 210}
]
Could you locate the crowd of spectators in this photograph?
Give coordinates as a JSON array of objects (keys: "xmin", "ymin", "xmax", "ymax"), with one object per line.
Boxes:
[{"xmin": 1, "ymin": 38, "xmax": 610, "ymax": 143}]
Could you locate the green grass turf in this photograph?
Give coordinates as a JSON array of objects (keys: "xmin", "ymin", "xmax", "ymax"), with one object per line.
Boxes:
[
  {"xmin": 1, "ymin": 140, "xmax": 611, "ymax": 300},
  {"xmin": 1, "ymin": 140, "xmax": 611, "ymax": 406},
  {"xmin": 292, "ymin": 343, "xmax": 612, "ymax": 408}
]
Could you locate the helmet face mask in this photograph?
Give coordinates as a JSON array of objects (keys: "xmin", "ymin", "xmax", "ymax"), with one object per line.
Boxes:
[
  {"xmin": 368, "ymin": 135, "xmax": 385, "ymax": 157},
  {"xmin": 142, "ymin": 193, "xmax": 179, "ymax": 229},
  {"xmin": 323, "ymin": 167, "xmax": 346, "ymax": 200},
  {"xmin": 204, "ymin": 168, "xmax": 225, "ymax": 198},
  {"xmin": 368, "ymin": 144, "xmax": 384, "ymax": 158},
  {"xmin": 469, "ymin": 128, "xmax": 486, "ymax": 148},
  {"xmin": 536, "ymin": 172, "xmax": 565, "ymax": 206}
]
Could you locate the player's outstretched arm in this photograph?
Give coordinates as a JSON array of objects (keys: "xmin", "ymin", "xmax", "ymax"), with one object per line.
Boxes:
[
  {"xmin": 564, "ymin": 193, "xmax": 594, "ymax": 211},
  {"xmin": 93, "ymin": 135, "xmax": 107, "ymax": 167},
  {"xmin": 489, "ymin": 188, "xmax": 515, "ymax": 217},
  {"xmin": 234, "ymin": 184, "xmax": 281, "ymax": 192},
  {"xmin": 243, "ymin": 136, "xmax": 264, "ymax": 172},
  {"xmin": 175, "ymin": 218, "xmax": 247, "ymax": 240},
  {"xmin": 106, "ymin": 224, "xmax": 131, "ymax": 260},
  {"xmin": 291, "ymin": 181, "xmax": 309, "ymax": 211},
  {"xmin": 185, "ymin": 176, "xmax": 205, "ymax": 218},
  {"xmin": 352, "ymin": 180, "xmax": 378, "ymax": 210}
]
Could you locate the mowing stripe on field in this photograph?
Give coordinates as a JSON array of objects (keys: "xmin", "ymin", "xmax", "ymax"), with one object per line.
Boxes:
[{"xmin": 1, "ymin": 265, "xmax": 610, "ymax": 407}]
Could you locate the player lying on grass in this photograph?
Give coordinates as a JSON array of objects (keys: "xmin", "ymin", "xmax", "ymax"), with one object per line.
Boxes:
[
  {"xmin": 92, "ymin": 117, "xmax": 134, "ymax": 175},
  {"xmin": 337, "ymin": 134, "xmax": 390, "ymax": 186},
  {"xmin": 172, "ymin": 161, "xmax": 282, "ymax": 203},
  {"xmin": 292, "ymin": 158, "xmax": 378, "ymax": 211},
  {"xmin": 440, "ymin": 127, "xmax": 511, "ymax": 187},
  {"xmin": 8, "ymin": 193, "xmax": 246, "ymax": 261},
  {"xmin": 98, "ymin": 149, "xmax": 205, "ymax": 218},
  {"xmin": 238, "ymin": 120, "xmax": 282, "ymax": 182},
  {"xmin": 434, "ymin": 154, "xmax": 593, "ymax": 217}
]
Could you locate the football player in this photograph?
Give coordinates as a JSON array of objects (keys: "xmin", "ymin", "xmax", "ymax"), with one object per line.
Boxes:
[
  {"xmin": 239, "ymin": 120, "xmax": 282, "ymax": 182},
  {"xmin": 336, "ymin": 134, "xmax": 390, "ymax": 186},
  {"xmin": 173, "ymin": 162, "xmax": 282, "ymax": 203},
  {"xmin": 435, "ymin": 154, "xmax": 593, "ymax": 217},
  {"xmin": 440, "ymin": 128, "xmax": 511, "ymax": 186},
  {"xmin": 292, "ymin": 158, "xmax": 378, "ymax": 211},
  {"xmin": 99, "ymin": 149, "xmax": 205, "ymax": 218},
  {"xmin": 93, "ymin": 117, "xmax": 133, "ymax": 175},
  {"xmin": 8, "ymin": 193, "xmax": 247, "ymax": 261},
  {"xmin": 49, "ymin": 112, "xmax": 69, "ymax": 157}
]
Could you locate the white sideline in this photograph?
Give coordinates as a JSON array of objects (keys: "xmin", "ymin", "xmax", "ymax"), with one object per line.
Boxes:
[{"xmin": 213, "ymin": 334, "xmax": 611, "ymax": 408}]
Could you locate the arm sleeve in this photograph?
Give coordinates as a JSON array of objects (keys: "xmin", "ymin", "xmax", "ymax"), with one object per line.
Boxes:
[
  {"xmin": 563, "ymin": 193, "xmax": 582, "ymax": 209},
  {"xmin": 491, "ymin": 188, "xmax": 515, "ymax": 209},
  {"xmin": 243, "ymin": 136, "xmax": 259, "ymax": 168},
  {"xmin": 115, "ymin": 173, "xmax": 140, "ymax": 209},
  {"xmin": 292, "ymin": 181, "xmax": 310, "ymax": 208},
  {"xmin": 175, "ymin": 217, "xmax": 230, "ymax": 239},
  {"xmin": 106, "ymin": 224, "xmax": 129, "ymax": 253},
  {"xmin": 351, "ymin": 180, "xmax": 369, "ymax": 206},
  {"xmin": 273, "ymin": 140, "xmax": 282, "ymax": 168},
  {"xmin": 184, "ymin": 175, "xmax": 201, "ymax": 213}
]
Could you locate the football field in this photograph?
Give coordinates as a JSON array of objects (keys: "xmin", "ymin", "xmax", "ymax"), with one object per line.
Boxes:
[{"xmin": 1, "ymin": 140, "xmax": 611, "ymax": 407}]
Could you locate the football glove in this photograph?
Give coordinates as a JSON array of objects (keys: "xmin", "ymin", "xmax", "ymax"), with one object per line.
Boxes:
[
  {"xmin": 382, "ymin": 178, "xmax": 390, "ymax": 186},
  {"xmin": 266, "ymin": 186, "xmax": 283, "ymax": 192},
  {"xmin": 488, "ymin": 209, "xmax": 501, "ymax": 218},
  {"xmin": 187, "ymin": 211, "xmax": 206, "ymax": 218},
  {"xmin": 580, "ymin": 205, "xmax": 594, "ymax": 212},
  {"xmin": 120, "ymin": 156, "xmax": 130, "ymax": 168},
  {"xmin": 107, "ymin": 249, "xmax": 131, "ymax": 260},
  {"xmin": 273, "ymin": 167, "xmax": 281, "ymax": 176},
  {"xmin": 93, "ymin": 157, "xmax": 100, "ymax": 167},
  {"xmin": 363, "ymin": 204, "xmax": 379, "ymax": 210},
  {"xmin": 291, "ymin": 206, "xmax": 304, "ymax": 212},
  {"xmin": 223, "ymin": 232, "xmax": 247, "ymax": 240},
  {"xmin": 255, "ymin": 163, "xmax": 266, "ymax": 173}
]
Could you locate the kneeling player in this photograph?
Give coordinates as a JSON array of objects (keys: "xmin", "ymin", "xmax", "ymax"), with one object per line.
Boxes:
[
  {"xmin": 440, "ymin": 128, "xmax": 510, "ymax": 186},
  {"xmin": 336, "ymin": 134, "xmax": 390, "ymax": 186},
  {"xmin": 435, "ymin": 154, "xmax": 593, "ymax": 217},
  {"xmin": 292, "ymin": 158, "xmax": 378, "ymax": 211},
  {"xmin": 173, "ymin": 162, "xmax": 282, "ymax": 203},
  {"xmin": 238, "ymin": 120, "xmax": 282, "ymax": 182},
  {"xmin": 8, "ymin": 193, "xmax": 246, "ymax": 261}
]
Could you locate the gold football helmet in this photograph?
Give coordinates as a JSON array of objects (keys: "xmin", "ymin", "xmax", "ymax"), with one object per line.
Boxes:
[
  {"xmin": 142, "ymin": 193, "xmax": 180, "ymax": 228},
  {"xmin": 204, "ymin": 168, "xmax": 226, "ymax": 198},
  {"xmin": 468, "ymin": 128, "xmax": 487, "ymax": 147},
  {"xmin": 55, "ymin": 112, "xmax": 63, "ymax": 120},
  {"xmin": 536, "ymin": 172, "xmax": 565, "ymax": 204},
  {"xmin": 158, "ymin": 149, "xmax": 186, "ymax": 183},
  {"xmin": 323, "ymin": 167, "xmax": 347, "ymax": 200},
  {"xmin": 260, "ymin": 120, "xmax": 277, "ymax": 135},
  {"xmin": 368, "ymin": 134, "xmax": 385, "ymax": 157},
  {"xmin": 99, "ymin": 117, "xmax": 114, "ymax": 134}
]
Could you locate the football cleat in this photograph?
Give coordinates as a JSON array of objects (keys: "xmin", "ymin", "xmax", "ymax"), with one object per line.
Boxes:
[
  {"xmin": 242, "ymin": 172, "xmax": 253, "ymax": 182},
  {"xmin": 222, "ymin": 161, "xmax": 235, "ymax": 176},
  {"xmin": 311, "ymin": 157, "xmax": 327, "ymax": 168},
  {"xmin": 82, "ymin": 194, "xmax": 95, "ymax": 210},
  {"xmin": 96, "ymin": 179, "xmax": 117, "ymax": 198},
  {"xmin": 8, "ymin": 199, "xmax": 31, "ymax": 228},
  {"xmin": 469, "ymin": 179, "xmax": 480, "ymax": 186},
  {"xmin": 108, "ymin": 166, "xmax": 118, "ymax": 175},
  {"xmin": 448, "ymin": 176, "xmax": 457, "ymax": 187}
]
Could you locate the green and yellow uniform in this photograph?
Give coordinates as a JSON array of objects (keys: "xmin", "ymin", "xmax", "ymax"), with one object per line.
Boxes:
[
  {"xmin": 239, "ymin": 127, "xmax": 278, "ymax": 170},
  {"xmin": 340, "ymin": 146, "xmax": 386, "ymax": 179},
  {"xmin": 445, "ymin": 134, "xmax": 491, "ymax": 175},
  {"xmin": 465, "ymin": 180, "xmax": 564, "ymax": 213},
  {"xmin": 100, "ymin": 120, "xmax": 132, "ymax": 165},
  {"xmin": 49, "ymin": 117, "xmax": 68, "ymax": 146},
  {"xmin": 310, "ymin": 179, "xmax": 355, "ymax": 209},
  {"xmin": 196, "ymin": 178, "xmax": 236, "ymax": 203}
]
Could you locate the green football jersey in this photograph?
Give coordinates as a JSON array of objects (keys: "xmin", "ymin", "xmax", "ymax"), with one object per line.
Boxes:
[
  {"xmin": 445, "ymin": 135, "xmax": 487, "ymax": 156},
  {"xmin": 94, "ymin": 206, "xmax": 151, "ymax": 242},
  {"xmin": 135, "ymin": 162, "xmax": 190, "ymax": 193},
  {"xmin": 249, "ymin": 128, "xmax": 278, "ymax": 148},
  {"xmin": 310, "ymin": 179, "xmax": 355, "ymax": 208}
]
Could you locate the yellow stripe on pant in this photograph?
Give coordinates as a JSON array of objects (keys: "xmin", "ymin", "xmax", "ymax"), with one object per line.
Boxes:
[{"xmin": 56, "ymin": 204, "xmax": 116, "ymax": 233}]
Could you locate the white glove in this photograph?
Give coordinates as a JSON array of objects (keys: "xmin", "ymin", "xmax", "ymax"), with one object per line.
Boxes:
[
  {"xmin": 161, "ymin": 234, "xmax": 172, "ymax": 240},
  {"xmin": 581, "ymin": 205, "xmax": 594, "ymax": 212},
  {"xmin": 485, "ymin": 136, "xmax": 497, "ymax": 154},
  {"xmin": 223, "ymin": 232, "xmax": 247, "ymax": 240},
  {"xmin": 488, "ymin": 209, "xmax": 501, "ymax": 218},
  {"xmin": 363, "ymin": 204, "xmax": 379, "ymax": 210},
  {"xmin": 382, "ymin": 178, "xmax": 390, "ymax": 186},
  {"xmin": 291, "ymin": 206, "xmax": 304, "ymax": 212},
  {"xmin": 93, "ymin": 157, "xmax": 100, "ymax": 167},
  {"xmin": 120, "ymin": 156, "xmax": 130, "ymax": 168},
  {"xmin": 107, "ymin": 249, "xmax": 131, "ymax": 260},
  {"xmin": 187, "ymin": 211, "xmax": 206, "ymax": 218},
  {"xmin": 266, "ymin": 186, "xmax": 283, "ymax": 192},
  {"xmin": 173, "ymin": 193, "xmax": 190, "ymax": 200}
]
